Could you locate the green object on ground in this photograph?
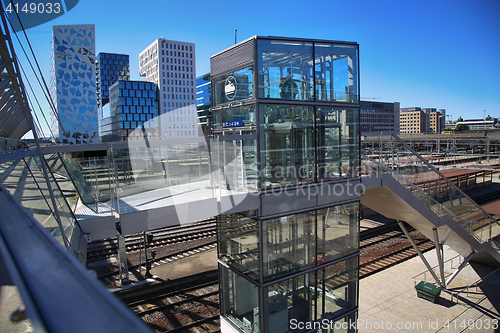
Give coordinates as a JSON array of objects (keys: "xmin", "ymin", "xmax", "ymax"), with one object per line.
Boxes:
[{"xmin": 415, "ymin": 281, "xmax": 442, "ymax": 303}]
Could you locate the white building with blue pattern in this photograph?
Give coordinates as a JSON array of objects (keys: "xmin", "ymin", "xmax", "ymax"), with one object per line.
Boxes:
[{"xmin": 50, "ymin": 24, "xmax": 98, "ymax": 144}]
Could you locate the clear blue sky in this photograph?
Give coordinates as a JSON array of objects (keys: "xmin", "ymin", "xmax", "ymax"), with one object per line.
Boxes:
[{"xmin": 11, "ymin": 0, "xmax": 500, "ymax": 137}]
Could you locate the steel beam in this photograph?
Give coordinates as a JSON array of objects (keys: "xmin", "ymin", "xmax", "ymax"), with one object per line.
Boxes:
[
  {"xmin": 398, "ymin": 221, "xmax": 443, "ymax": 287},
  {"xmin": 433, "ymin": 227, "xmax": 446, "ymax": 288},
  {"xmin": 445, "ymin": 252, "xmax": 474, "ymax": 286}
]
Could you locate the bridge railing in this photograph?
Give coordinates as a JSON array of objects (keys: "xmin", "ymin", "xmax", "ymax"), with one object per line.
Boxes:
[{"xmin": 362, "ymin": 134, "xmax": 499, "ymax": 246}]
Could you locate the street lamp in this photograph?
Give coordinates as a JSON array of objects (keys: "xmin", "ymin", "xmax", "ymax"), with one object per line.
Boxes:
[
  {"xmin": 484, "ymin": 110, "xmax": 486, "ymax": 131},
  {"xmin": 437, "ymin": 114, "xmax": 446, "ymax": 154}
]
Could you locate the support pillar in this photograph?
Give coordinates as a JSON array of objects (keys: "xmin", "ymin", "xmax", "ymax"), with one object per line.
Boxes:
[
  {"xmin": 445, "ymin": 252, "xmax": 474, "ymax": 286},
  {"xmin": 398, "ymin": 221, "xmax": 443, "ymax": 287},
  {"xmin": 433, "ymin": 227, "xmax": 446, "ymax": 288}
]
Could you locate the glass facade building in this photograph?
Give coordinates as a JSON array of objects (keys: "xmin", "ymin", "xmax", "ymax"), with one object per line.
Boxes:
[
  {"xmin": 211, "ymin": 36, "xmax": 360, "ymax": 333},
  {"xmin": 196, "ymin": 73, "xmax": 211, "ymax": 134},
  {"xmin": 96, "ymin": 53, "xmax": 130, "ymax": 106},
  {"xmin": 100, "ymin": 80, "xmax": 158, "ymax": 142}
]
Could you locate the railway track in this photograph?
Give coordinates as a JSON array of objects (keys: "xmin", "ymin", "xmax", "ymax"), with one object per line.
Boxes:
[
  {"xmin": 123, "ymin": 281, "xmax": 220, "ymax": 333},
  {"xmin": 114, "ymin": 221, "xmax": 437, "ymax": 332},
  {"xmin": 359, "ymin": 222, "xmax": 434, "ymax": 279},
  {"xmin": 87, "ymin": 218, "xmax": 216, "ymax": 263},
  {"xmin": 96, "ymin": 239, "xmax": 217, "ymax": 280}
]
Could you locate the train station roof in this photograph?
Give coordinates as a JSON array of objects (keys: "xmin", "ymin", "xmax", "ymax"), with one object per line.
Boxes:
[{"xmin": 0, "ymin": 15, "xmax": 32, "ymax": 140}]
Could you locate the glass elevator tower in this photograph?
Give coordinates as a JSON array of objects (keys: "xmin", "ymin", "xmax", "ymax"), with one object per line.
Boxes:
[{"xmin": 210, "ymin": 36, "xmax": 360, "ymax": 333}]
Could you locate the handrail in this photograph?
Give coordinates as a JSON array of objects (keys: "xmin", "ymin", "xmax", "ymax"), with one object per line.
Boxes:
[
  {"xmin": 362, "ymin": 154, "xmax": 480, "ymax": 241},
  {"xmin": 410, "ymin": 254, "xmax": 462, "ymax": 284},
  {"xmin": 390, "ymin": 134, "xmax": 500, "ymax": 232}
]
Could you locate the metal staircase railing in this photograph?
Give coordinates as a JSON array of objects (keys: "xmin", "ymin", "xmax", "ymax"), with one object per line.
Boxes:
[
  {"xmin": 362, "ymin": 133, "xmax": 500, "ymax": 248},
  {"xmin": 361, "ymin": 154, "xmax": 480, "ymax": 241}
]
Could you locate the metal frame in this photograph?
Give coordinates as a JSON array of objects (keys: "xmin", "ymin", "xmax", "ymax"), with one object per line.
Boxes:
[
  {"xmin": 0, "ymin": 183, "xmax": 152, "ymax": 332},
  {"xmin": 398, "ymin": 221, "xmax": 443, "ymax": 287},
  {"xmin": 392, "ymin": 133, "xmax": 498, "ymax": 229}
]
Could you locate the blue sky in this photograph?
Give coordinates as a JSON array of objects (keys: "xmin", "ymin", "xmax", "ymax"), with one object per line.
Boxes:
[{"xmin": 10, "ymin": 0, "xmax": 500, "ymax": 137}]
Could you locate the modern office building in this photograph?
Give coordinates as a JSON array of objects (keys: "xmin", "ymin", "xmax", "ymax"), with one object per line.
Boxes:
[
  {"xmin": 360, "ymin": 100, "xmax": 400, "ymax": 135},
  {"xmin": 139, "ymin": 38, "xmax": 198, "ymax": 138},
  {"xmin": 211, "ymin": 36, "xmax": 360, "ymax": 333},
  {"xmin": 423, "ymin": 108, "xmax": 446, "ymax": 134},
  {"xmin": 99, "ymin": 80, "xmax": 158, "ymax": 142},
  {"xmin": 96, "ymin": 52, "xmax": 130, "ymax": 106},
  {"xmin": 399, "ymin": 107, "xmax": 446, "ymax": 134},
  {"xmin": 50, "ymin": 24, "xmax": 98, "ymax": 144},
  {"xmin": 399, "ymin": 107, "xmax": 423, "ymax": 134},
  {"xmin": 196, "ymin": 73, "xmax": 211, "ymax": 135}
]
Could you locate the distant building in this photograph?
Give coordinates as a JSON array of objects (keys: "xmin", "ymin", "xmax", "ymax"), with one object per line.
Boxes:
[
  {"xmin": 139, "ymin": 38, "xmax": 198, "ymax": 138},
  {"xmin": 99, "ymin": 80, "xmax": 158, "ymax": 142},
  {"xmin": 50, "ymin": 24, "xmax": 98, "ymax": 144},
  {"xmin": 196, "ymin": 73, "xmax": 211, "ymax": 135},
  {"xmin": 399, "ymin": 107, "xmax": 446, "ymax": 134},
  {"xmin": 456, "ymin": 119, "xmax": 498, "ymax": 130},
  {"xmin": 360, "ymin": 101, "xmax": 400, "ymax": 135},
  {"xmin": 444, "ymin": 121, "xmax": 457, "ymax": 131},
  {"xmin": 96, "ymin": 53, "xmax": 130, "ymax": 106}
]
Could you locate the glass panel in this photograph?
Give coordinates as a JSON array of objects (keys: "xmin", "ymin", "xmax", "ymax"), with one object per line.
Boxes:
[
  {"xmin": 258, "ymin": 39, "xmax": 313, "ymax": 101},
  {"xmin": 317, "ymin": 203, "xmax": 359, "ymax": 263},
  {"xmin": 211, "ymin": 137, "xmax": 258, "ymax": 193},
  {"xmin": 263, "ymin": 211, "xmax": 316, "ymax": 281},
  {"xmin": 317, "ymin": 107, "xmax": 359, "ymax": 180},
  {"xmin": 0, "ymin": 157, "xmax": 59, "ymax": 239},
  {"xmin": 218, "ymin": 214, "xmax": 259, "ymax": 280},
  {"xmin": 313, "ymin": 259, "xmax": 358, "ymax": 321},
  {"xmin": 260, "ymin": 104, "xmax": 315, "ymax": 188},
  {"xmin": 219, "ymin": 265, "xmax": 260, "ymax": 332},
  {"xmin": 39, "ymin": 154, "xmax": 77, "ymax": 243},
  {"xmin": 113, "ymin": 142, "xmax": 211, "ymax": 214},
  {"xmin": 264, "ymin": 258, "xmax": 358, "ymax": 333},
  {"xmin": 0, "ymin": 155, "xmax": 77, "ymax": 247},
  {"xmin": 314, "ymin": 43, "xmax": 359, "ymax": 103},
  {"xmin": 212, "ymin": 103, "xmax": 256, "ymax": 130},
  {"xmin": 213, "ymin": 66, "xmax": 254, "ymax": 106}
]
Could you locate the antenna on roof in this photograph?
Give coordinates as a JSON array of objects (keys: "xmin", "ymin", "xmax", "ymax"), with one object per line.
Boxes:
[{"xmin": 235, "ymin": 29, "xmax": 237, "ymax": 44}]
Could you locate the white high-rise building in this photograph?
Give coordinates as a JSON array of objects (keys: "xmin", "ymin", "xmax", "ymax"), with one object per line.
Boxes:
[
  {"xmin": 139, "ymin": 39, "xmax": 198, "ymax": 138},
  {"xmin": 50, "ymin": 24, "xmax": 98, "ymax": 143}
]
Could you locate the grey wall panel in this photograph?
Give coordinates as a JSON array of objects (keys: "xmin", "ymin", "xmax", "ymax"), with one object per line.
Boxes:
[
  {"xmin": 120, "ymin": 210, "xmax": 149, "ymax": 235},
  {"xmin": 211, "ymin": 38, "xmax": 255, "ymax": 77},
  {"xmin": 220, "ymin": 192, "xmax": 259, "ymax": 215},
  {"xmin": 361, "ymin": 174, "xmax": 382, "ymax": 190},
  {"xmin": 146, "ymin": 205, "xmax": 181, "ymax": 230},
  {"xmin": 78, "ymin": 216, "xmax": 116, "ymax": 241},
  {"xmin": 261, "ymin": 185, "xmax": 317, "ymax": 217},
  {"xmin": 174, "ymin": 197, "xmax": 218, "ymax": 224},
  {"xmin": 317, "ymin": 180, "xmax": 362, "ymax": 206}
]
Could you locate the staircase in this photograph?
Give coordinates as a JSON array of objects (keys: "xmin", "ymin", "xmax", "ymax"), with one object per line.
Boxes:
[{"xmin": 360, "ymin": 134, "xmax": 500, "ymax": 269}]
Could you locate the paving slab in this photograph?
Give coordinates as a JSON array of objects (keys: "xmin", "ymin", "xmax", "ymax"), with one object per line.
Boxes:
[{"xmin": 359, "ymin": 246, "xmax": 500, "ymax": 332}]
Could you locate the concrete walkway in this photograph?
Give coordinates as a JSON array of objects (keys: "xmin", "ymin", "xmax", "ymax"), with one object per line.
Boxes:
[{"xmin": 359, "ymin": 246, "xmax": 500, "ymax": 332}]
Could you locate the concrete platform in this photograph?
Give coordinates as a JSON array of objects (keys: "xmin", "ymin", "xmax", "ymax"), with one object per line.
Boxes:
[
  {"xmin": 359, "ymin": 246, "xmax": 500, "ymax": 332},
  {"xmin": 105, "ymin": 245, "xmax": 218, "ymax": 290}
]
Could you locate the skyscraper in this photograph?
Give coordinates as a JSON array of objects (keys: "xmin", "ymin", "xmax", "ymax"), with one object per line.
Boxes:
[
  {"xmin": 196, "ymin": 73, "xmax": 211, "ymax": 135},
  {"xmin": 139, "ymin": 38, "xmax": 198, "ymax": 138},
  {"xmin": 50, "ymin": 24, "xmax": 98, "ymax": 144},
  {"xmin": 99, "ymin": 80, "xmax": 158, "ymax": 142},
  {"xmin": 96, "ymin": 52, "xmax": 130, "ymax": 106}
]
